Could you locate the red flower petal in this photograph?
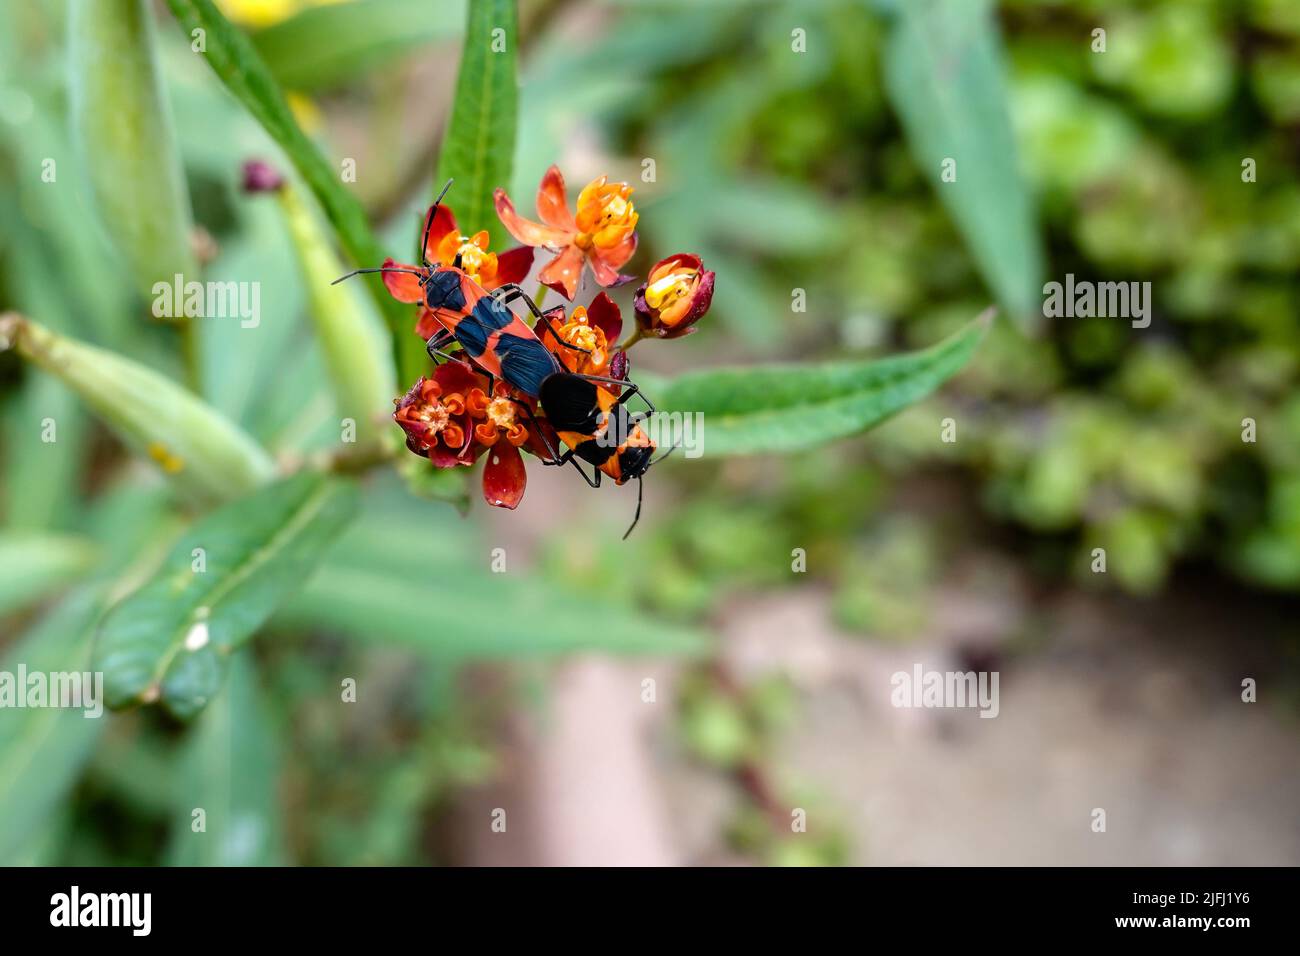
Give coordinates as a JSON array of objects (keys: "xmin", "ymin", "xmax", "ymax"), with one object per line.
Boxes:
[
  {"xmin": 536, "ymin": 165, "xmax": 577, "ymax": 232},
  {"xmin": 381, "ymin": 258, "xmax": 426, "ymax": 304},
  {"xmin": 421, "ymin": 203, "xmax": 458, "ymax": 263},
  {"xmin": 587, "ymin": 291, "xmax": 623, "ymax": 343},
  {"xmin": 433, "ymin": 358, "xmax": 486, "ymax": 395},
  {"xmin": 539, "ymin": 244, "xmax": 585, "ymax": 300},
  {"xmin": 494, "ymin": 187, "xmax": 571, "ymax": 248},
  {"xmin": 482, "ymin": 440, "xmax": 527, "ymax": 509},
  {"xmin": 493, "ymin": 245, "xmax": 536, "ymax": 287},
  {"xmin": 588, "ymin": 231, "xmax": 637, "ymax": 286},
  {"xmin": 428, "ymin": 443, "xmax": 464, "ymax": 468}
]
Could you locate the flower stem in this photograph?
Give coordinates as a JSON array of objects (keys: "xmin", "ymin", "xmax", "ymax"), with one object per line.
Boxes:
[
  {"xmin": 618, "ymin": 327, "xmax": 647, "ymax": 352},
  {"xmin": 533, "ymin": 283, "xmax": 549, "ymax": 309}
]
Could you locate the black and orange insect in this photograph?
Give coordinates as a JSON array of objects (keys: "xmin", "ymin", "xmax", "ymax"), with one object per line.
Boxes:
[
  {"xmin": 332, "ymin": 180, "xmax": 663, "ymax": 535},
  {"xmin": 333, "ymin": 180, "xmax": 581, "ymax": 398},
  {"xmin": 528, "ymin": 372, "xmax": 659, "ymax": 537}
]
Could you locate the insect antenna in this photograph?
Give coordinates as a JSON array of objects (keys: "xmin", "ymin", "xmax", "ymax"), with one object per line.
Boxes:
[
  {"xmin": 423, "ymin": 178, "xmax": 455, "ymax": 265},
  {"xmin": 649, "ymin": 444, "xmax": 677, "ymax": 467},
  {"xmin": 331, "ymin": 267, "xmax": 428, "ymax": 286},
  {"xmin": 622, "ymin": 477, "xmax": 644, "ymax": 540}
]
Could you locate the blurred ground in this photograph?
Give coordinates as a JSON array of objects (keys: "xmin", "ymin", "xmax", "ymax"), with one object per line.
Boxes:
[{"xmin": 452, "ymin": 501, "xmax": 1300, "ymax": 865}]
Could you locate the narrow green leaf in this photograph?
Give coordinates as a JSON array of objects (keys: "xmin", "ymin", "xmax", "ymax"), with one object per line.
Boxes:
[
  {"xmin": 282, "ymin": 566, "xmax": 707, "ymax": 659},
  {"xmin": 436, "ymin": 0, "xmax": 518, "ymax": 247},
  {"xmin": 0, "ymin": 591, "xmax": 108, "ymax": 864},
  {"xmin": 274, "ymin": 181, "xmax": 397, "ymax": 442},
  {"xmin": 0, "ymin": 314, "xmax": 276, "ymax": 505},
  {"xmin": 166, "ymin": 653, "xmax": 282, "ymax": 865},
  {"xmin": 250, "ymin": 0, "xmax": 465, "ymax": 92},
  {"xmin": 163, "ymin": 0, "xmax": 427, "ymax": 383},
  {"xmin": 651, "ymin": 309, "xmax": 993, "ymax": 456},
  {"xmin": 880, "ymin": 0, "xmax": 1043, "ymax": 329},
  {"xmin": 93, "ymin": 472, "xmax": 360, "ymax": 719},
  {"xmin": 277, "ymin": 496, "xmax": 707, "ymax": 659},
  {"xmin": 0, "ymin": 534, "xmax": 99, "ymax": 618},
  {"xmin": 69, "ymin": 0, "xmax": 197, "ymax": 298},
  {"xmin": 2, "ymin": 387, "xmax": 87, "ymax": 533}
]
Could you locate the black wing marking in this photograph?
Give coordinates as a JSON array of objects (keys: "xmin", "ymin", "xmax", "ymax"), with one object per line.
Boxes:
[
  {"xmin": 498, "ymin": 334, "xmax": 562, "ymax": 398},
  {"xmin": 539, "ymin": 373, "xmax": 601, "ymax": 432}
]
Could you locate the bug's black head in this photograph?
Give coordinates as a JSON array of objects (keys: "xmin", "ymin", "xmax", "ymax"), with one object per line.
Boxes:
[
  {"xmin": 423, "ymin": 267, "xmax": 466, "ymax": 312},
  {"xmin": 618, "ymin": 443, "xmax": 654, "ymax": 481}
]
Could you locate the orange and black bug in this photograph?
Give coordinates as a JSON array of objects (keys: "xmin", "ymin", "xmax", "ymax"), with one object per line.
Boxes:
[
  {"xmin": 512, "ymin": 373, "xmax": 662, "ymax": 538},
  {"xmin": 333, "ymin": 180, "xmax": 664, "ymax": 535},
  {"xmin": 332, "ymin": 180, "xmax": 583, "ymax": 398}
]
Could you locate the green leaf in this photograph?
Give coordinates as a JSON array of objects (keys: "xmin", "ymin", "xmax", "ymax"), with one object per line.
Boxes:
[
  {"xmin": 166, "ymin": 653, "xmax": 282, "ymax": 865},
  {"xmin": 282, "ymin": 566, "xmax": 707, "ymax": 659},
  {"xmin": 93, "ymin": 472, "xmax": 360, "ymax": 720},
  {"xmin": 0, "ymin": 534, "xmax": 98, "ymax": 618},
  {"xmin": 274, "ymin": 182, "xmax": 396, "ymax": 442},
  {"xmin": 250, "ymin": 0, "xmax": 465, "ymax": 92},
  {"xmin": 649, "ymin": 309, "xmax": 992, "ymax": 456},
  {"xmin": 162, "ymin": 0, "xmax": 427, "ymax": 383},
  {"xmin": 276, "ymin": 488, "xmax": 707, "ymax": 659},
  {"xmin": 69, "ymin": 0, "xmax": 197, "ymax": 298},
  {"xmin": 0, "ymin": 314, "xmax": 275, "ymax": 505},
  {"xmin": 0, "ymin": 591, "xmax": 108, "ymax": 864},
  {"xmin": 436, "ymin": 0, "xmax": 518, "ymax": 247},
  {"xmin": 880, "ymin": 0, "xmax": 1043, "ymax": 329}
]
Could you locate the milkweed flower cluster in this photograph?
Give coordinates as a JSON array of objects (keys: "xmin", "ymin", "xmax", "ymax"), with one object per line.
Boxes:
[{"xmin": 385, "ymin": 166, "xmax": 715, "ymax": 511}]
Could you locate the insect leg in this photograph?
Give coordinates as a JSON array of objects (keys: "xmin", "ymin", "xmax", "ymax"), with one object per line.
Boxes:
[
  {"xmin": 424, "ymin": 328, "xmax": 459, "ymax": 365},
  {"xmin": 491, "ymin": 283, "xmax": 592, "ymax": 357},
  {"xmin": 505, "ymin": 397, "xmax": 570, "ymax": 466}
]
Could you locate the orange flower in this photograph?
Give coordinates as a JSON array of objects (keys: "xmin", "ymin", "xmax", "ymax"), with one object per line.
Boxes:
[
  {"xmin": 468, "ymin": 381, "xmax": 531, "ymax": 449},
  {"xmin": 376, "ymin": 203, "xmax": 534, "ymax": 337},
  {"xmin": 494, "ymin": 166, "xmax": 638, "ymax": 300},
  {"xmin": 392, "ymin": 361, "xmax": 483, "ymax": 468},
  {"xmin": 466, "ymin": 381, "xmax": 534, "ymax": 510},
  {"xmin": 535, "ymin": 292, "xmax": 624, "ymax": 377},
  {"xmin": 633, "ymin": 253, "xmax": 715, "ymax": 339}
]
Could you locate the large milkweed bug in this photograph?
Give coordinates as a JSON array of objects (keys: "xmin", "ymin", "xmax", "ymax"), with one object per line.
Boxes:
[
  {"xmin": 521, "ymin": 372, "xmax": 662, "ymax": 538},
  {"xmin": 333, "ymin": 180, "xmax": 664, "ymax": 536},
  {"xmin": 332, "ymin": 179, "xmax": 582, "ymax": 397}
]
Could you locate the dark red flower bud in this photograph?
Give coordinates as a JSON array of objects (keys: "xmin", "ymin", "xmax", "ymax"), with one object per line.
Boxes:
[
  {"xmin": 241, "ymin": 159, "xmax": 284, "ymax": 194},
  {"xmin": 633, "ymin": 253, "xmax": 714, "ymax": 338}
]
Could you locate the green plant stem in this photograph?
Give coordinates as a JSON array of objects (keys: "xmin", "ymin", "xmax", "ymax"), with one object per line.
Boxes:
[
  {"xmin": 618, "ymin": 326, "xmax": 647, "ymax": 352},
  {"xmin": 178, "ymin": 317, "xmax": 201, "ymax": 394}
]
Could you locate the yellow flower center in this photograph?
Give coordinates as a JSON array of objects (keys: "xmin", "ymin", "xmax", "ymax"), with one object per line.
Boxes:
[
  {"xmin": 561, "ymin": 324, "xmax": 598, "ymax": 352},
  {"xmin": 600, "ymin": 196, "xmax": 630, "ymax": 226},
  {"xmin": 645, "ymin": 272, "xmax": 693, "ymax": 311},
  {"xmin": 455, "ymin": 237, "xmax": 486, "ymax": 274},
  {"xmin": 416, "ymin": 402, "xmax": 450, "ymax": 432},
  {"xmin": 486, "ymin": 396, "xmax": 516, "ymax": 429}
]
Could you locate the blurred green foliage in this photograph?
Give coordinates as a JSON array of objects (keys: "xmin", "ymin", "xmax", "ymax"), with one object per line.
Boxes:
[{"xmin": 2, "ymin": 0, "xmax": 1298, "ymax": 868}]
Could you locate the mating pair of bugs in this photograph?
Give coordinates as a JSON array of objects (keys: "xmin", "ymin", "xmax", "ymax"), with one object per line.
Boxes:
[{"xmin": 333, "ymin": 181, "xmax": 660, "ymax": 537}]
